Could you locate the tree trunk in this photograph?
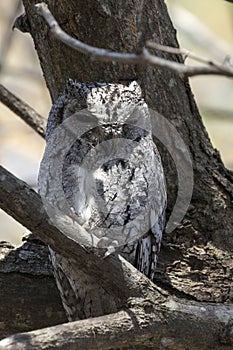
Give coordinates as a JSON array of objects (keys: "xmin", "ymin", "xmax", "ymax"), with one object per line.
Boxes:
[
  {"xmin": 22, "ymin": 0, "xmax": 233, "ymax": 298},
  {"xmin": 23, "ymin": 0, "xmax": 233, "ymax": 245},
  {"xmin": 0, "ymin": 0, "xmax": 232, "ymax": 347}
]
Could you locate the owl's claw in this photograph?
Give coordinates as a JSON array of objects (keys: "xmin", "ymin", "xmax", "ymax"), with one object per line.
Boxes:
[
  {"xmin": 104, "ymin": 240, "xmax": 119, "ymax": 257},
  {"xmin": 97, "ymin": 237, "xmax": 119, "ymax": 257}
]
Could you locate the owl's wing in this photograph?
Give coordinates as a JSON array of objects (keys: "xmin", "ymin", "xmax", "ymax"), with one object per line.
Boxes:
[{"xmin": 121, "ymin": 142, "xmax": 166, "ymax": 279}]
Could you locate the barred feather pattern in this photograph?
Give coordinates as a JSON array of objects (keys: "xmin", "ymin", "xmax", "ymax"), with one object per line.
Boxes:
[{"xmin": 38, "ymin": 79, "xmax": 167, "ymax": 321}]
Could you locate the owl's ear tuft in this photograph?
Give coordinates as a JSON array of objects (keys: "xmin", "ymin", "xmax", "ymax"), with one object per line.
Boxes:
[{"xmin": 128, "ymin": 81, "xmax": 142, "ymax": 97}]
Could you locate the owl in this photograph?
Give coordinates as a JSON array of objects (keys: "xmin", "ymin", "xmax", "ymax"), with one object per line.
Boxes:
[{"xmin": 38, "ymin": 79, "xmax": 166, "ymax": 321}]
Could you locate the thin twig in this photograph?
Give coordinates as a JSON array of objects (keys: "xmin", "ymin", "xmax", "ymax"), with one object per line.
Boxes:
[
  {"xmin": 171, "ymin": 4, "xmax": 233, "ymax": 62},
  {"xmin": 35, "ymin": 3, "xmax": 141, "ymax": 64},
  {"xmin": 146, "ymin": 41, "xmax": 221, "ymax": 66},
  {"xmin": 35, "ymin": 2, "xmax": 233, "ymax": 79},
  {"xmin": 0, "ymin": 84, "xmax": 46, "ymax": 138}
]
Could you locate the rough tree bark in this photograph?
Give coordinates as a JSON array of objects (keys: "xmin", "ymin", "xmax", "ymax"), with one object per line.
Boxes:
[{"xmin": 0, "ymin": 0, "xmax": 232, "ymax": 348}]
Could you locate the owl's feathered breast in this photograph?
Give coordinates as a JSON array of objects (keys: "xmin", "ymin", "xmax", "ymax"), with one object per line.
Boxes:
[{"xmin": 57, "ymin": 81, "xmax": 165, "ymax": 246}]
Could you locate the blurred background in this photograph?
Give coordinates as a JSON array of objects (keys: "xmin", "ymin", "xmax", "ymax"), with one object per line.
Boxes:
[{"xmin": 0, "ymin": 0, "xmax": 233, "ymax": 246}]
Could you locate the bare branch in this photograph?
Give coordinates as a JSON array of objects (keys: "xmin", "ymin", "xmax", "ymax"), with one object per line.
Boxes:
[
  {"xmin": 0, "ymin": 299, "xmax": 233, "ymax": 349},
  {"xmin": 35, "ymin": 2, "xmax": 233, "ymax": 79},
  {"xmin": 35, "ymin": 3, "xmax": 141, "ymax": 64},
  {"xmin": 0, "ymin": 84, "xmax": 46, "ymax": 138},
  {"xmin": 171, "ymin": 4, "xmax": 233, "ymax": 61},
  {"xmin": 146, "ymin": 41, "xmax": 222, "ymax": 65}
]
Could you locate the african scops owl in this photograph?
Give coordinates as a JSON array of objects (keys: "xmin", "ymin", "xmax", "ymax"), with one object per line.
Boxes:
[{"xmin": 38, "ymin": 80, "xmax": 167, "ymax": 321}]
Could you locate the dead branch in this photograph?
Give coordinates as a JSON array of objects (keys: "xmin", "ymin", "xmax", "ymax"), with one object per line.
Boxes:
[
  {"xmin": 146, "ymin": 41, "xmax": 223, "ymax": 66},
  {"xmin": 0, "ymin": 84, "xmax": 46, "ymax": 138},
  {"xmin": 35, "ymin": 2, "xmax": 233, "ymax": 79},
  {"xmin": 0, "ymin": 297, "xmax": 233, "ymax": 349},
  {"xmin": 171, "ymin": 4, "xmax": 233, "ymax": 61}
]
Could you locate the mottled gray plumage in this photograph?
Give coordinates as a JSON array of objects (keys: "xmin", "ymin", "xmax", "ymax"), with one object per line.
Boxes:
[{"xmin": 38, "ymin": 79, "xmax": 166, "ymax": 321}]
